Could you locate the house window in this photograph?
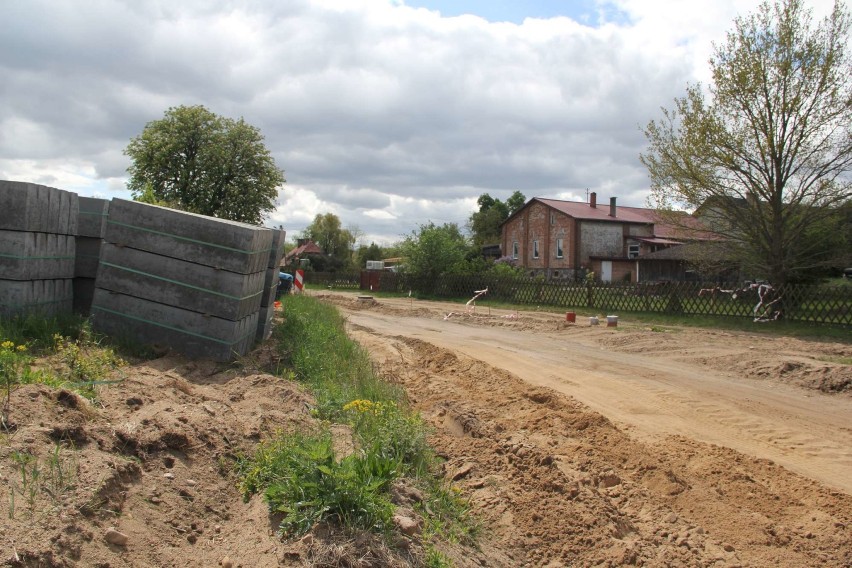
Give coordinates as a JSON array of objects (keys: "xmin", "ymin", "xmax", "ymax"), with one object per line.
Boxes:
[
  {"xmin": 512, "ymin": 241, "xmax": 518, "ymax": 259},
  {"xmin": 550, "ymin": 212, "xmax": 555, "ymax": 225},
  {"xmin": 556, "ymin": 238, "xmax": 564, "ymax": 259},
  {"xmin": 628, "ymin": 244, "xmax": 640, "ymax": 259},
  {"xmin": 533, "ymin": 240, "xmax": 539, "ymax": 259}
]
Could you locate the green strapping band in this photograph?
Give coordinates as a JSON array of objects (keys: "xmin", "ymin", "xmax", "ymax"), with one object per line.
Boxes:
[
  {"xmin": 79, "ymin": 211, "xmax": 107, "ymax": 216},
  {"xmin": 92, "ymin": 304, "xmax": 256, "ymax": 346},
  {"xmin": 99, "ymin": 261, "xmax": 263, "ymax": 301},
  {"xmin": 107, "ymin": 219, "xmax": 267, "ymax": 256},
  {"xmin": 0, "ymin": 253, "xmax": 74, "ymax": 260}
]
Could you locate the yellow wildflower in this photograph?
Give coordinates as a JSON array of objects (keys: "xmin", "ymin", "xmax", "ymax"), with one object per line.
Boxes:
[
  {"xmin": 1, "ymin": 340, "xmax": 14, "ymax": 350},
  {"xmin": 343, "ymin": 399, "xmax": 375, "ymax": 413}
]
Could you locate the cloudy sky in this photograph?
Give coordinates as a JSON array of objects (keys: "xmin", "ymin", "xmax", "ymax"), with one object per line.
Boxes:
[{"xmin": 0, "ymin": 0, "xmax": 837, "ymax": 245}]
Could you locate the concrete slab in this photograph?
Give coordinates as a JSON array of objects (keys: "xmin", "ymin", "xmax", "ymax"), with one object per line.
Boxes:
[
  {"xmin": 91, "ymin": 288, "xmax": 258, "ymax": 361},
  {"xmin": 104, "ymin": 199, "xmax": 274, "ymax": 274},
  {"xmin": 96, "ymin": 243, "xmax": 265, "ymax": 321},
  {"xmin": 255, "ymin": 304, "xmax": 275, "ymax": 343},
  {"xmin": 0, "ymin": 278, "xmax": 73, "ymax": 317},
  {"xmin": 0, "ymin": 230, "xmax": 75, "ymax": 280},
  {"xmin": 73, "ymin": 277, "xmax": 96, "ymax": 316},
  {"xmin": 74, "ymin": 237, "xmax": 102, "ymax": 278},
  {"xmin": 268, "ymin": 228, "xmax": 286, "ymax": 268},
  {"xmin": 77, "ymin": 197, "xmax": 109, "ymax": 238},
  {"xmin": 260, "ymin": 268, "xmax": 280, "ymax": 307},
  {"xmin": 0, "ymin": 180, "xmax": 78, "ymax": 234}
]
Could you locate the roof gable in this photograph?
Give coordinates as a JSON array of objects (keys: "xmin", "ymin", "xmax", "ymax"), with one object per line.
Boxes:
[{"xmin": 284, "ymin": 240, "xmax": 324, "ymax": 262}]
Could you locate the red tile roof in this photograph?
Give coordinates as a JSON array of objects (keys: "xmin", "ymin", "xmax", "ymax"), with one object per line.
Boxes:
[
  {"xmin": 284, "ymin": 240, "xmax": 324, "ymax": 262},
  {"xmin": 529, "ymin": 198, "xmax": 715, "ymax": 241}
]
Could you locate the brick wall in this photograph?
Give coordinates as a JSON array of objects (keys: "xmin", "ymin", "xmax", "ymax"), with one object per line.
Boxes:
[{"xmin": 503, "ymin": 202, "xmax": 578, "ymax": 277}]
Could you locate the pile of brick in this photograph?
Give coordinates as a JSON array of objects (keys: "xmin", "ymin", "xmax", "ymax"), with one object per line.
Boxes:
[{"xmin": 0, "ymin": 181, "xmax": 78, "ymax": 317}]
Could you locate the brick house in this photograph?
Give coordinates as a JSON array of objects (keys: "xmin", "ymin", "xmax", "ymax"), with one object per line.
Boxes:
[{"xmin": 500, "ymin": 193, "xmax": 707, "ymax": 282}]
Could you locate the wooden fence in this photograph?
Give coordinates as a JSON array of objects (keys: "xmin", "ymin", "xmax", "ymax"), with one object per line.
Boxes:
[{"xmin": 305, "ymin": 271, "xmax": 852, "ymax": 326}]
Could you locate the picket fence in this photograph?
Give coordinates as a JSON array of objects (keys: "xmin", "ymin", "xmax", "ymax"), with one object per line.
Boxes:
[{"xmin": 304, "ymin": 271, "xmax": 852, "ymax": 326}]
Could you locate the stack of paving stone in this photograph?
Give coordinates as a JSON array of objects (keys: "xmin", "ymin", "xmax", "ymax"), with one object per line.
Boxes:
[
  {"xmin": 0, "ymin": 180, "xmax": 78, "ymax": 317},
  {"xmin": 91, "ymin": 199, "xmax": 273, "ymax": 361},
  {"xmin": 73, "ymin": 196, "xmax": 109, "ymax": 315},
  {"xmin": 256, "ymin": 228, "xmax": 287, "ymax": 342}
]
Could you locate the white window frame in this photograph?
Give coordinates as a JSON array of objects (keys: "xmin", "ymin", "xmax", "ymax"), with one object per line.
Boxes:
[
  {"xmin": 512, "ymin": 241, "xmax": 519, "ymax": 259},
  {"xmin": 628, "ymin": 243, "xmax": 640, "ymax": 259},
  {"xmin": 533, "ymin": 240, "xmax": 539, "ymax": 259},
  {"xmin": 556, "ymin": 238, "xmax": 564, "ymax": 259}
]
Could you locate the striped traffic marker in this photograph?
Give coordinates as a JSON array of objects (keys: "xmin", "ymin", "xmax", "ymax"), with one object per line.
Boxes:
[{"xmin": 294, "ymin": 269, "xmax": 304, "ymax": 293}]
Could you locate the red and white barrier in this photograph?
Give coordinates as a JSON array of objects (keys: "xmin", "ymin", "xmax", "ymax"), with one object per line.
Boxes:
[{"xmin": 294, "ymin": 269, "xmax": 304, "ymax": 293}]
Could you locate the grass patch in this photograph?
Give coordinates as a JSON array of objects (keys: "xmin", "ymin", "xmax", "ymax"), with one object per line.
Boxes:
[
  {"xmin": 238, "ymin": 294, "xmax": 477, "ymax": 548},
  {"xmin": 237, "ymin": 429, "xmax": 397, "ymax": 536},
  {"xmin": 274, "ymin": 295, "xmax": 403, "ymax": 420},
  {"xmin": 8, "ymin": 444, "xmax": 78, "ymax": 518},
  {"xmin": 814, "ymin": 355, "xmax": 852, "ymax": 365},
  {"xmin": 1, "ymin": 315, "xmax": 127, "ymax": 426}
]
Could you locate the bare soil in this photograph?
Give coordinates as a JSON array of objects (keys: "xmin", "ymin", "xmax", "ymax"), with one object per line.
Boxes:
[{"xmin": 2, "ymin": 291, "xmax": 850, "ymax": 567}]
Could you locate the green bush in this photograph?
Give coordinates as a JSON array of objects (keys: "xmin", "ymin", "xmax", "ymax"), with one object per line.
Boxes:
[{"xmin": 238, "ymin": 430, "xmax": 396, "ymax": 536}]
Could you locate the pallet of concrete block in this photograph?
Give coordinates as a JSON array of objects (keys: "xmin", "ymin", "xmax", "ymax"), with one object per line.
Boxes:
[
  {"xmin": 268, "ymin": 228, "xmax": 286, "ymax": 269},
  {"xmin": 92, "ymin": 288, "xmax": 258, "ymax": 361},
  {"xmin": 96, "ymin": 243, "xmax": 266, "ymax": 321},
  {"xmin": 0, "ymin": 231, "xmax": 75, "ymax": 280},
  {"xmin": 73, "ymin": 197, "xmax": 109, "ymax": 316},
  {"xmin": 0, "ymin": 280, "xmax": 73, "ymax": 317},
  {"xmin": 0, "ymin": 180, "xmax": 77, "ymax": 317},
  {"xmin": 77, "ymin": 196, "xmax": 109, "ymax": 238},
  {"xmin": 0, "ymin": 180, "xmax": 79, "ymax": 235},
  {"xmin": 255, "ymin": 228, "xmax": 287, "ymax": 342},
  {"xmin": 103, "ymin": 199, "xmax": 273, "ymax": 274},
  {"xmin": 92, "ymin": 199, "xmax": 274, "ymax": 360}
]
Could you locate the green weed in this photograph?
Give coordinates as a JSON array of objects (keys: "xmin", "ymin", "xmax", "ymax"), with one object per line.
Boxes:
[
  {"xmin": 52, "ymin": 321, "xmax": 126, "ymax": 398},
  {"xmin": 1, "ymin": 340, "xmax": 30, "ymax": 424},
  {"xmin": 8, "ymin": 444, "xmax": 78, "ymax": 518},
  {"xmin": 238, "ymin": 430, "xmax": 396, "ymax": 536},
  {"xmin": 239, "ymin": 295, "xmax": 478, "ymax": 551}
]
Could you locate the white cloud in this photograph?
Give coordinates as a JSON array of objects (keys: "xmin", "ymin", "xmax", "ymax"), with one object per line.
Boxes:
[{"xmin": 2, "ymin": 0, "xmax": 835, "ymax": 243}]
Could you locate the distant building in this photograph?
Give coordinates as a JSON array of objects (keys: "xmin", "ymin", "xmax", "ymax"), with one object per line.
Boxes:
[
  {"xmin": 500, "ymin": 193, "xmax": 715, "ymax": 282},
  {"xmin": 282, "ymin": 239, "xmax": 324, "ymax": 268}
]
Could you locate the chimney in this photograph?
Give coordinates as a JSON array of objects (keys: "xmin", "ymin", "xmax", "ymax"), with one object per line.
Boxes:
[
  {"xmin": 609, "ymin": 197, "xmax": 617, "ymax": 217},
  {"xmin": 589, "ymin": 192, "xmax": 597, "ymax": 208},
  {"xmin": 297, "ymin": 238, "xmax": 307, "ymax": 247}
]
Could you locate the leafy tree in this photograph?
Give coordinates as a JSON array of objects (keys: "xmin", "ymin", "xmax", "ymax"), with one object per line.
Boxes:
[
  {"xmin": 468, "ymin": 191, "xmax": 525, "ymax": 247},
  {"xmin": 125, "ymin": 105, "xmax": 284, "ymax": 224},
  {"xmin": 506, "ymin": 190, "xmax": 527, "ymax": 215},
  {"xmin": 304, "ymin": 213, "xmax": 354, "ymax": 270},
  {"xmin": 641, "ymin": 0, "xmax": 852, "ymax": 286},
  {"xmin": 400, "ymin": 222, "xmax": 472, "ymax": 280},
  {"xmin": 354, "ymin": 242, "xmax": 384, "ymax": 269}
]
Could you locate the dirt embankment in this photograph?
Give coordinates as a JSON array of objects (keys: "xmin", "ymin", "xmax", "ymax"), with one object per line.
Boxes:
[{"xmin": 2, "ymin": 294, "xmax": 850, "ymax": 567}]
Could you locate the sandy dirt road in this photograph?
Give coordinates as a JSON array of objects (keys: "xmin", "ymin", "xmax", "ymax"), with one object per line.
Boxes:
[
  {"xmin": 342, "ymin": 311, "xmax": 852, "ymax": 494},
  {"xmin": 316, "ymin": 292, "xmax": 852, "ymax": 565},
  {"xmin": 327, "ymin": 292, "xmax": 852, "ymax": 495}
]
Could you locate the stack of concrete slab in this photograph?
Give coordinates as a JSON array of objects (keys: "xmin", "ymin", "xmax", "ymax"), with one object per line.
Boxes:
[
  {"xmin": 256, "ymin": 228, "xmax": 287, "ymax": 342},
  {"xmin": 73, "ymin": 196, "xmax": 109, "ymax": 315},
  {"xmin": 0, "ymin": 180, "xmax": 78, "ymax": 317},
  {"xmin": 90, "ymin": 199, "xmax": 274, "ymax": 361}
]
